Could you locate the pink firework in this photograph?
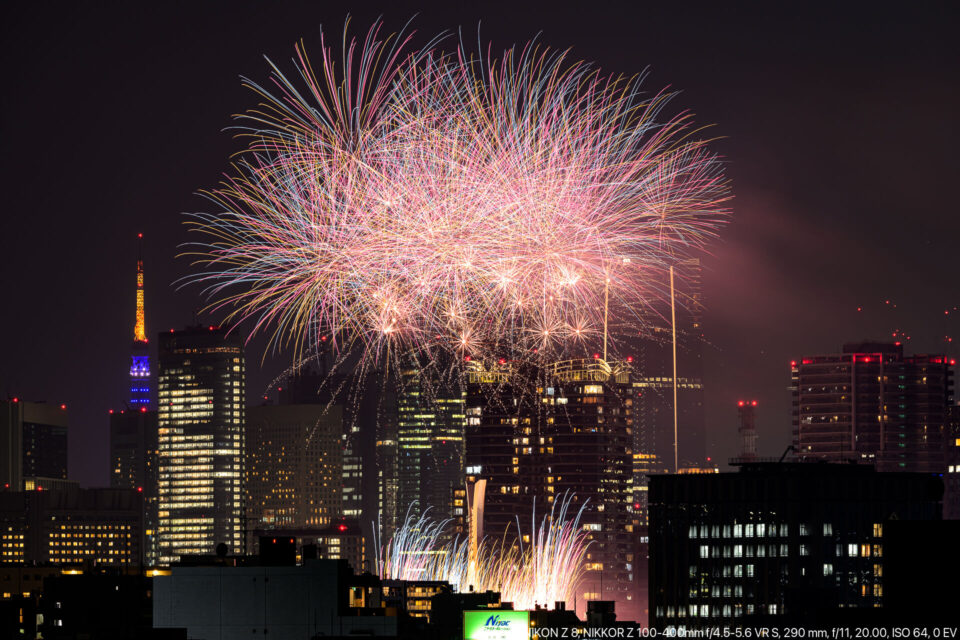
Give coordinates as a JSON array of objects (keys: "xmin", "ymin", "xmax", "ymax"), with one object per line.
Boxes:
[{"xmin": 185, "ymin": 22, "xmax": 730, "ymax": 363}]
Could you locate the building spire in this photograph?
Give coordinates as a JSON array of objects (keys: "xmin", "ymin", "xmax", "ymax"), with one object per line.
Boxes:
[
  {"xmin": 129, "ymin": 233, "xmax": 151, "ymax": 409},
  {"xmin": 134, "ymin": 232, "xmax": 147, "ymax": 343}
]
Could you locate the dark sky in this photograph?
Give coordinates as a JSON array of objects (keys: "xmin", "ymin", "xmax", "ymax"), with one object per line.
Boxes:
[{"xmin": 2, "ymin": 2, "xmax": 958, "ymax": 486}]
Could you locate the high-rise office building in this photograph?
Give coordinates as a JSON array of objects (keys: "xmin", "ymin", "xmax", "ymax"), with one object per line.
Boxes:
[
  {"xmin": 465, "ymin": 357, "xmax": 635, "ymax": 617},
  {"xmin": 1, "ymin": 399, "xmax": 68, "ymax": 491},
  {"xmin": 791, "ymin": 342, "xmax": 954, "ymax": 473},
  {"xmin": 376, "ymin": 392, "xmax": 400, "ymax": 542},
  {"xmin": 632, "ymin": 258, "xmax": 706, "ymax": 474},
  {"xmin": 156, "ymin": 325, "xmax": 245, "ymax": 564},
  {"xmin": 109, "ymin": 408, "xmax": 159, "ymax": 564},
  {"xmin": 396, "ymin": 365, "xmax": 465, "ymax": 526},
  {"xmin": 246, "ymin": 403, "xmax": 343, "ymax": 528},
  {"xmin": 109, "ymin": 409, "xmax": 157, "ymax": 491},
  {"xmin": 648, "ymin": 462, "xmax": 943, "ymax": 630}
]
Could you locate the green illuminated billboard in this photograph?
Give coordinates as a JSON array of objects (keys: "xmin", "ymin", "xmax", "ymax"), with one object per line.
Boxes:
[{"xmin": 463, "ymin": 610, "xmax": 530, "ymax": 640}]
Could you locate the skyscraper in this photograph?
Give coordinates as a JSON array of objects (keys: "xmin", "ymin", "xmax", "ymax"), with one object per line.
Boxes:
[
  {"xmin": 375, "ymin": 383, "xmax": 400, "ymax": 542},
  {"xmin": 1, "ymin": 399, "xmax": 68, "ymax": 491},
  {"xmin": 246, "ymin": 403, "xmax": 343, "ymax": 528},
  {"xmin": 129, "ymin": 234, "xmax": 151, "ymax": 410},
  {"xmin": 791, "ymin": 342, "xmax": 954, "ymax": 473},
  {"xmin": 396, "ymin": 364, "xmax": 465, "ymax": 526},
  {"xmin": 156, "ymin": 326, "xmax": 245, "ymax": 564},
  {"xmin": 109, "ymin": 408, "xmax": 159, "ymax": 564},
  {"xmin": 464, "ymin": 357, "xmax": 635, "ymax": 616}
]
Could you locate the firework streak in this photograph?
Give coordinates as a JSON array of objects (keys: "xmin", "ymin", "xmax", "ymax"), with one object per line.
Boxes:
[
  {"xmin": 184, "ymin": 21, "xmax": 730, "ymax": 364},
  {"xmin": 377, "ymin": 494, "xmax": 592, "ymax": 610}
]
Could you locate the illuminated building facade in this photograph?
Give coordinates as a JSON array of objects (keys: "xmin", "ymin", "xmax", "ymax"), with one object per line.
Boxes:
[
  {"xmin": 156, "ymin": 326, "xmax": 245, "ymax": 564},
  {"xmin": 377, "ymin": 415, "xmax": 399, "ymax": 542},
  {"xmin": 246, "ymin": 403, "xmax": 342, "ymax": 529},
  {"xmin": 632, "ymin": 258, "xmax": 706, "ymax": 474},
  {"xmin": 791, "ymin": 342, "xmax": 954, "ymax": 473},
  {"xmin": 381, "ymin": 580, "xmax": 451, "ymax": 622},
  {"xmin": 465, "ymin": 357, "xmax": 635, "ymax": 617},
  {"xmin": 1, "ymin": 399, "xmax": 68, "ymax": 491},
  {"xmin": 342, "ymin": 431, "xmax": 363, "ymax": 520},
  {"xmin": 129, "ymin": 234, "xmax": 151, "ymax": 409},
  {"xmin": 396, "ymin": 366, "xmax": 465, "ymax": 526},
  {"xmin": 648, "ymin": 462, "xmax": 943, "ymax": 630},
  {"xmin": 0, "ymin": 487, "xmax": 142, "ymax": 566}
]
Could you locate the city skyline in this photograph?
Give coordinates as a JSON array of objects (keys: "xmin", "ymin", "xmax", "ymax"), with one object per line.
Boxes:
[
  {"xmin": 0, "ymin": 5, "xmax": 958, "ymax": 635},
  {"xmin": 2, "ymin": 4, "xmax": 958, "ymax": 489}
]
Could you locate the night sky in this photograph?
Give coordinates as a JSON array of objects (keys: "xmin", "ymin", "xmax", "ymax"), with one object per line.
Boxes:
[{"xmin": 2, "ymin": 2, "xmax": 957, "ymax": 486}]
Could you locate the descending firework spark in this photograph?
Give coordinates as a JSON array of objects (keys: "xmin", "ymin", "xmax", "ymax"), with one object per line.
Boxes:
[
  {"xmin": 376, "ymin": 505, "xmax": 468, "ymax": 584},
  {"xmin": 377, "ymin": 494, "xmax": 592, "ymax": 610},
  {"xmin": 184, "ymin": 20, "xmax": 730, "ymax": 363}
]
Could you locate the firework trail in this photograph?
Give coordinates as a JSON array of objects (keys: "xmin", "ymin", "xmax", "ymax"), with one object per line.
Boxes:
[
  {"xmin": 184, "ymin": 20, "xmax": 730, "ymax": 367},
  {"xmin": 377, "ymin": 494, "xmax": 592, "ymax": 610}
]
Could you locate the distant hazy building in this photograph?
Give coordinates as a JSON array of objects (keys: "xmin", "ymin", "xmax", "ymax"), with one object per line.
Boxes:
[
  {"xmin": 648, "ymin": 462, "xmax": 943, "ymax": 630},
  {"xmin": 109, "ymin": 410, "xmax": 159, "ymax": 564},
  {"xmin": 465, "ymin": 357, "xmax": 635, "ymax": 617},
  {"xmin": 791, "ymin": 342, "xmax": 954, "ymax": 472},
  {"xmin": 632, "ymin": 258, "xmax": 706, "ymax": 474},
  {"xmin": 246, "ymin": 403, "xmax": 342, "ymax": 529},
  {"xmin": 736, "ymin": 400, "xmax": 759, "ymax": 462},
  {"xmin": 156, "ymin": 326, "xmax": 245, "ymax": 564},
  {"xmin": 0, "ymin": 487, "xmax": 143, "ymax": 566},
  {"xmin": 0, "ymin": 399, "xmax": 68, "ymax": 491},
  {"xmin": 109, "ymin": 409, "xmax": 158, "ymax": 492}
]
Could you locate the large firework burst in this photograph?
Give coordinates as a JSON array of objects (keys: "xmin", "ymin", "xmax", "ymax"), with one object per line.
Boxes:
[{"xmin": 184, "ymin": 21, "xmax": 729, "ymax": 365}]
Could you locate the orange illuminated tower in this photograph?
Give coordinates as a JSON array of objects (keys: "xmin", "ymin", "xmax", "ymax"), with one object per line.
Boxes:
[{"xmin": 130, "ymin": 233, "xmax": 151, "ymax": 408}]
